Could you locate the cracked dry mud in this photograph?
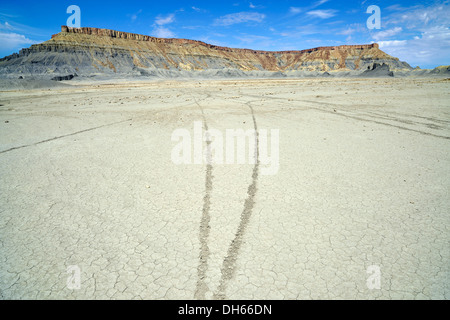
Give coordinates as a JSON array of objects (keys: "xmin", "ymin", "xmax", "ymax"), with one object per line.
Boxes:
[{"xmin": 0, "ymin": 78, "xmax": 449, "ymax": 300}]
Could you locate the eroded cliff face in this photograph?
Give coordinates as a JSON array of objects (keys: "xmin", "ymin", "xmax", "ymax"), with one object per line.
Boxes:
[{"xmin": 0, "ymin": 26, "xmax": 412, "ymax": 76}]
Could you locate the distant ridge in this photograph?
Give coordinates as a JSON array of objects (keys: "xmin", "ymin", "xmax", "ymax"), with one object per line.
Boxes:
[
  {"xmin": 57, "ymin": 26, "xmax": 381, "ymax": 55},
  {"xmin": 0, "ymin": 26, "xmax": 413, "ymax": 78}
]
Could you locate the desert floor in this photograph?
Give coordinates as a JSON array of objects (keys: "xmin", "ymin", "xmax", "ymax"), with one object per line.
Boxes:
[{"xmin": 0, "ymin": 78, "xmax": 449, "ymax": 299}]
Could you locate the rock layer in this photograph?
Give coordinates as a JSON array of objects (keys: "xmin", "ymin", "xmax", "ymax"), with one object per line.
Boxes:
[{"xmin": 0, "ymin": 26, "xmax": 412, "ymax": 77}]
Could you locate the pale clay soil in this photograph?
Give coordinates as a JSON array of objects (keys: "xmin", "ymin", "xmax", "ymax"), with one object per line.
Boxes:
[{"xmin": 0, "ymin": 78, "xmax": 449, "ymax": 299}]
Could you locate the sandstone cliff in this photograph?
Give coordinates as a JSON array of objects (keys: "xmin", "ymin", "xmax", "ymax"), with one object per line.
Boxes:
[{"xmin": 0, "ymin": 26, "xmax": 412, "ymax": 77}]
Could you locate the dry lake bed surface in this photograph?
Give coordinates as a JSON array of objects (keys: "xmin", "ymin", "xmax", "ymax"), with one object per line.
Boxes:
[{"xmin": 0, "ymin": 78, "xmax": 449, "ymax": 299}]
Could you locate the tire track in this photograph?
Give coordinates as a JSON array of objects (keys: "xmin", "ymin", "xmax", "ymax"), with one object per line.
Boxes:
[
  {"xmin": 194, "ymin": 98, "xmax": 214, "ymax": 300},
  {"xmin": 0, "ymin": 119, "xmax": 132, "ymax": 154},
  {"xmin": 213, "ymin": 102, "xmax": 260, "ymax": 300},
  {"xmin": 242, "ymin": 93, "xmax": 450, "ymax": 140}
]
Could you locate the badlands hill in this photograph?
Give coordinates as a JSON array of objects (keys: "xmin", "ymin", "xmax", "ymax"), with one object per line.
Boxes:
[{"xmin": 0, "ymin": 26, "xmax": 416, "ymax": 80}]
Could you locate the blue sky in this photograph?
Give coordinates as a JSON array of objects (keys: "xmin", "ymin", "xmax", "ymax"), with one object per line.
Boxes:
[{"xmin": 0, "ymin": 0, "xmax": 448, "ymax": 68}]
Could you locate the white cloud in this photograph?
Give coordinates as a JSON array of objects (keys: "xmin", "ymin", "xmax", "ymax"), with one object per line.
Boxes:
[
  {"xmin": 384, "ymin": 2, "xmax": 449, "ymax": 29},
  {"xmin": 339, "ymin": 28, "xmax": 356, "ymax": 36},
  {"xmin": 249, "ymin": 3, "xmax": 256, "ymax": 9},
  {"xmin": 0, "ymin": 22, "xmax": 13, "ymax": 30},
  {"xmin": 378, "ymin": 40, "xmax": 408, "ymax": 47},
  {"xmin": 130, "ymin": 9, "xmax": 142, "ymax": 22},
  {"xmin": 289, "ymin": 0, "xmax": 328, "ymax": 15},
  {"xmin": 233, "ymin": 34, "xmax": 273, "ymax": 50},
  {"xmin": 0, "ymin": 20, "xmax": 46, "ymax": 38},
  {"xmin": 385, "ymin": 4, "xmax": 412, "ymax": 12},
  {"xmin": 152, "ymin": 27, "xmax": 175, "ymax": 38},
  {"xmin": 377, "ymin": 27, "xmax": 450, "ymax": 67},
  {"xmin": 372, "ymin": 1, "xmax": 450, "ymax": 67},
  {"xmin": 307, "ymin": 10, "xmax": 337, "ymax": 19},
  {"xmin": 313, "ymin": 0, "xmax": 330, "ymax": 7},
  {"xmin": 337, "ymin": 23, "xmax": 367, "ymax": 37},
  {"xmin": 279, "ymin": 24, "xmax": 322, "ymax": 37},
  {"xmin": 214, "ymin": 12, "xmax": 266, "ymax": 26},
  {"xmin": 0, "ymin": 32, "xmax": 37, "ymax": 50},
  {"xmin": 289, "ymin": 7, "xmax": 302, "ymax": 14},
  {"xmin": 372, "ymin": 27, "xmax": 403, "ymax": 41},
  {"xmin": 152, "ymin": 13, "xmax": 176, "ymax": 38},
  {"xmin": 0, "ymin": 12, "xmax": 17, "ymax": 19},
  {"xmin": 192, "ymin": 7, "xmax": 207, "ymax": 13},
  {"xmin": 155, "ymin": 14, "xmax": 175, "ymax": 26}
]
